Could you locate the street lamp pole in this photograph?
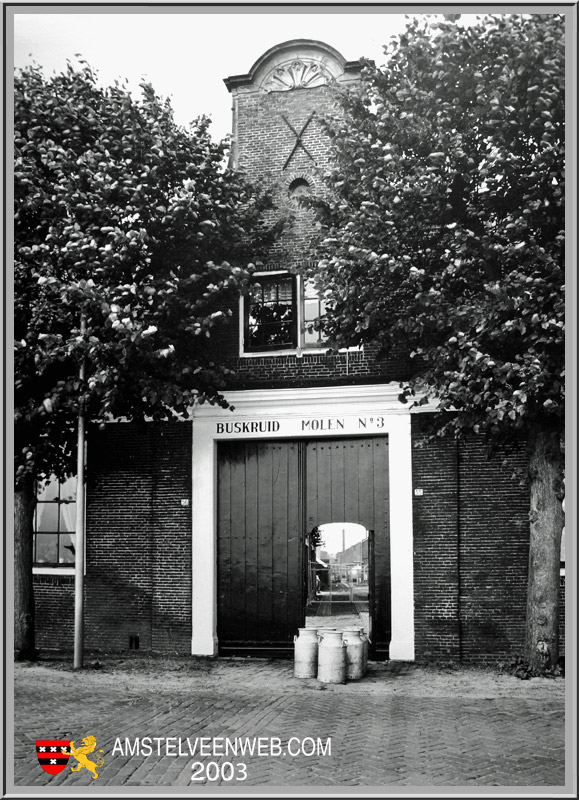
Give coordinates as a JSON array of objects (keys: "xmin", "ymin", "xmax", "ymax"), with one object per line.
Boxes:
[{"xmin": 73, "ymin": 314, "xmax": 86, "ymax": 670}]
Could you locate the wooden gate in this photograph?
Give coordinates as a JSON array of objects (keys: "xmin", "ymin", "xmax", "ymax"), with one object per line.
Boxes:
[
  {"xmin": 305, "ymin": 437, "xmax": 390, "ymax": 658},
  {"xmin": 217, "ymin": 436, "xmax": 390, "ymax": 657}
]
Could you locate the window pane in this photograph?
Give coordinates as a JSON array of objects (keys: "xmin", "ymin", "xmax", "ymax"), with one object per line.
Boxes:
[
  {"xmin": 276, "ymin": 278, "xmax": 294, "ymax": 303},
  {"xmin": 303, "ymin": 293, "xmax": 326, "ymax": 346},
  {"xmin": 246, "ymin": 275, "xmax": 296, "ymax": 351},
  {"xmin": 35, "ymin": 533, "xmax": 58, "ymax": 565},
  {"xmin": 60, "ymin": 502, "xmax": 76, "ymax": 532},
  {"xmin": 560, "ymin": 527, "xmax": 565, "ymax": 563},
  {"xmin": 60, "ymin": 477, "xmax": 77, "ymax": 502},
  {"xmin": 262, "ymin": 282, "xmax": 277, "ymax": 303},
  {"xmin": 304, "ymin": 298, "xmax": 320, "ymax": 323},
  {"xmin": 249, "ymin": 283, "xmax": 263, "ymax": 303},
  {"xmin": 37, "ymin": 477, "xmax": 59, "ymax": 502},
  {"xmin": 303, "ymin": 326, "xmax": 320, "ymax": 346},
  {"xmin": 58, "ymin": 534, "xmax": 76, "ymax": 565},
  {"xmin": 249, "ymin": 316, "xmax": 294, "ymax": 348},
  {"xmin": 304, "ymin": 279, "xmax": 319, "ymax": 300},
  {"xmin": 36, "ymin": 503, "xmax": 58, "ymax": 532}
]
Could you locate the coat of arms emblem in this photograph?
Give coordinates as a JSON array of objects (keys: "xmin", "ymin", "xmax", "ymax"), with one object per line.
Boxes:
[
  {"xmin": 35, "ymin": 740, "xmax": 71, "ymax": 775},
  {"xmin": 36, "ymin": 736, "xmax": 104, "ymax": 779}
]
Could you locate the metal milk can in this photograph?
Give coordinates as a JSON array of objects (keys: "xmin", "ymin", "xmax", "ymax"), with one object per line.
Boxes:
[
  {"xmin": 342, "ymin": 628, "xmax": 366, "ymax": 680},
  {"xmin": 293, "ymin": 628, "xmax": 319, "ymax": 678},
  {"xmin": 316, "ymin": 626, "xmax": 337, "ymax": 639},
  {"xmin": 317, "ymin": 630, "xmax": 346, "ymax": 684}
]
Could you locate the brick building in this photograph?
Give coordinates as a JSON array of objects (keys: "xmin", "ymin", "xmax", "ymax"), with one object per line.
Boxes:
[{"xmin": 33, "ymin": 39, "xmax": 564, "ymax": 662}]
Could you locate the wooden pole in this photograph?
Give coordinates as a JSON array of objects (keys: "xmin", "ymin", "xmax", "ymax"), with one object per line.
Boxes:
[{"xmin": 73, "ymin": 315, "xmax": 86, "ymax": 670}]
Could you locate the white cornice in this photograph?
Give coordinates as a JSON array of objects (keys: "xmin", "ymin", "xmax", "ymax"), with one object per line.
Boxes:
[
  {"xmin": 189, "ymin": 383, "xmax": 438, "ymax": 418},
  {"xmin": 224, "ymin": 39, "xmax": 364, "ymax": 94}
]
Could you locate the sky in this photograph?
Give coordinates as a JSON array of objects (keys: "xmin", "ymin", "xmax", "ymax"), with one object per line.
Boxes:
[
  {"xmin": 319, "ymin": 523, "xmax": 367, "ymax": 558},
  {"xmin": 12, "ymin": 8, "xmax": 477, "ymax": 142}
]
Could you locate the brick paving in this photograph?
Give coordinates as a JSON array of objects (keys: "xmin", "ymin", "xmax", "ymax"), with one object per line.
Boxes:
[{"xmin": 11, "ymin": 656, "xmax": 566, "ymax": 790}]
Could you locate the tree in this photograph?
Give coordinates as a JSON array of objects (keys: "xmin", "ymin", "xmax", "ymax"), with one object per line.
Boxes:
[
  {"xmin": 14, "ymin": 61, "xmax": 277, "ymax": 659},
  {"xmin": 310, "ymin": 14, "xmax": 565, "ymax": 671}
]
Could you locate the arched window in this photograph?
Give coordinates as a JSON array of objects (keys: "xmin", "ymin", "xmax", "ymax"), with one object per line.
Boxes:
[{"xmin": 288, "ymin": 177, "xmax": 311, "ymax": 206}]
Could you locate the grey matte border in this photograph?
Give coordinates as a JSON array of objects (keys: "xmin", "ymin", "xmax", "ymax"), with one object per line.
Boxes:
[{"xmin": 3, "ymin": 2, "xmax": 577, "ymax": 798}]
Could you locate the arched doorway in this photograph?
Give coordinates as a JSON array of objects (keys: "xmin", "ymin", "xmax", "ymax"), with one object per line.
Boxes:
[{"xmin": 305, "ymin": 522, "xmax": 371, "ymax": 638}]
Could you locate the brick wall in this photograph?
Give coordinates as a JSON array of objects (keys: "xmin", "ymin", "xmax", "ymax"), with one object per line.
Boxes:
[
  {"xmin": 411, "ymin": 423, "xmax": 461, "ymax": 660},
  {"xmin": 457, "ymin": 436, "xmax": 530, "ymax": 661},
  {"xmin": 559, "ymin": 576, "xmax": 565, "ymax": 657},
  {"xmin": 213, "ymin": 67, "xmax": 413, "ymax": 388},
  {"xmin": 209, "ymin": 335, "xmax": 416, "ymax": 390},
  {"xmin": 233, "ymin": 84, "xmax": 341, "ymax": 268},
  {"xmin": 84, "ymin": 423, "xmax": 155, "ymax": 653},
  {"xmin": 150, "ymin": 426, "xmax": 193, "ymax": 652},
  {"xmin": 411, "ymin": 415, "xmax": 542, "ymax": 663},
  {"xmin": 33, "ymin": 415, "xmax": 564, "ymax": 662},
  {"xmin": 34, "ymin": 574, "xmax": 75, "ymax": 650},
  {"xmin": 33, "ymin": 421, "xmax": 193, "ymax": 655}
]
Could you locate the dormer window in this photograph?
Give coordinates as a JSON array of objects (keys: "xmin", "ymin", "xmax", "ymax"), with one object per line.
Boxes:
[
  {"xmin": 244, "ymin": 273, "xmax": 297, "ymax": 352},
  {"xmin": 241, "ymin": 272, "xmax": 327, "ymax": 355}
]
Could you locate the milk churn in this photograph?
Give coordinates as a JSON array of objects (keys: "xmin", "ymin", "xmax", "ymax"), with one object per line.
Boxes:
[
  {"xmin": 317, "ymin": 630, "xmax": 346, "ymax": 684},
  {"xmin": 293, "ymin": 628, "xmax": 319, "ymax": 678},
  {"xmin": 342, "ymin": 628, "xmax": 365, "ymax": 680},
  {"xmin": 316, "ymin": 627, "xmax": 337, "ymax": 639},
  {"xmin": 316, "ymin": 627, "xmax": 337, "ymax": 648}
]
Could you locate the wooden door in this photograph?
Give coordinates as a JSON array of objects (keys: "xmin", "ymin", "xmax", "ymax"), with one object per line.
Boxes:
[
  {"xmin": 217, "ymin": 440, "xmax": 304, "ymax": 656},
  {"xmin": 305, "ymin": 437, "xmax": 390, "ymax": 658}
]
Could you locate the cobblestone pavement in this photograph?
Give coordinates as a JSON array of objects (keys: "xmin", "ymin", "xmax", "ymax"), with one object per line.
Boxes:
[{"xmin": 11, "ymin": 655, "xmax": 566, "ymax": 790}]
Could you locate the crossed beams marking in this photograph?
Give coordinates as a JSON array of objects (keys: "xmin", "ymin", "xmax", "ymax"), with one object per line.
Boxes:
[{"xmin": 281, "ymin": 112, "xmax": 316, "ymax": 171}]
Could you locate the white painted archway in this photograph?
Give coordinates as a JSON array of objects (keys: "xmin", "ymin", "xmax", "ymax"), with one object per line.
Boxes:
[{"xmin": 190, "ymin": 383, "xmax": 415, "ymax": 660}]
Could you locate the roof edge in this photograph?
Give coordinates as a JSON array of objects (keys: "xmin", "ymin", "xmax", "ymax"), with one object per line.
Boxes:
[{"xmin": 224, "ymin": 39, "xmax": 364, "ymax": 92}]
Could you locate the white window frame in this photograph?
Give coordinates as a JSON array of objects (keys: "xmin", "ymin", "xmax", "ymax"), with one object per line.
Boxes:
[
  {"xmin": 240, "ymin": 270, "xmax": 298, "ymax": 356},
  {"xmin": 33, "ymin": 475, "xmax": 85, "ymax": 577}
]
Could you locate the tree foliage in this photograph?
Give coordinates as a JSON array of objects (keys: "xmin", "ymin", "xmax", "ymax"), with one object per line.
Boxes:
[
  {"xmin": 14, "ymin": 60, "xmax": 276, "ymax": 483},
  {"xmin": 310, "ymin": 14, "xmax": 565, "ymax": 670},
  {"xmin": 13, "ymin": 61, "xmax": 278, "ymax": 660},
  {"xmin": 313, "ymin": 13, "xmax": 564, "ymax": 442}
]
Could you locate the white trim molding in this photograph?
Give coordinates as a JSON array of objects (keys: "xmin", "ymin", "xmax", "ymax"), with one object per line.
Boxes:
[
  {"xmin": 33, "ymin": 567, "xmax": 75, "ymax": 577},
  {"xmin": 190, "ymin": 383, "xmax": 416, "ymax": 660}
]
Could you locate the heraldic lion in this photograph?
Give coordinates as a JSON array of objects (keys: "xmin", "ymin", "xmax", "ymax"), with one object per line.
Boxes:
[{"xmin": 62, "ymin": 737, "xmax": 104, "ymax": 780}]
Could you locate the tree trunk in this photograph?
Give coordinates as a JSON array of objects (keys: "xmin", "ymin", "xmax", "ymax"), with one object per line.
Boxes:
[
  {"xmin": 14, "ymin": 474, "xmax": 36, "ymax": 660},
  {"xmin": 524, "ymin": 426, "xmax": 564, "ymax": 672}
]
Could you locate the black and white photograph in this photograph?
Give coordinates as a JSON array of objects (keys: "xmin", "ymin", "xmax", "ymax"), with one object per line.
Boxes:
[{"xmin": 5, "ymin": 3, "xmax": 575, "ymax": 796}]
